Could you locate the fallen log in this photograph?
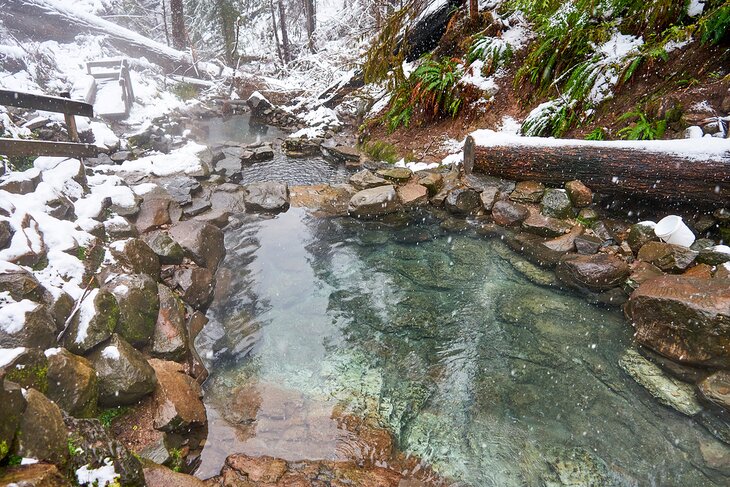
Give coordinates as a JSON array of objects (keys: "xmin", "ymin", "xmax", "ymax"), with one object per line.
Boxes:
[
  {"xmin": 0, "ymin": 0, "xmax": 205, "ymax": 75},
  {"xmin": 465, "ymin": 133, "xmax": 730, "ymax": 205}
]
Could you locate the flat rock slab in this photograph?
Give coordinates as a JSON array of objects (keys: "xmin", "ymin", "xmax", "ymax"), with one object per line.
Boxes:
[
  {"xmin": 349, "ymin": 169, "xmax": 388, "ymax": 190},
  {"xmin": 348, "ymin": 185, "xmax": 400, "ymax": 218},
  {"xmin": 376, "ymin": 167, "xmax": 412, "ymax": 183}
]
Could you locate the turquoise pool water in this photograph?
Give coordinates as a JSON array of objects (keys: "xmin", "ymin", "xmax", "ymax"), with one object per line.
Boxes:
[{"xmin": 195, "ymin": 208, "xmax": 729, "ymax": 486}]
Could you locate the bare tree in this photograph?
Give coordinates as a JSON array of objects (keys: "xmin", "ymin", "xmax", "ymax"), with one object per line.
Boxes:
[
  {"xmin": 469, "ymin": 0, "xmax": 478, "ymax": 22},
  {"xmin": 303, "ymin": 0, "xmax": 316, "ymax": 53},
  {"xmin": 278, "ymin": 0, "xmax": 291, "ymax": 63},
  {"xmin": 170, "ymin": 0, "xmax": 187, "ymax": 50},
  {"xmin": 269, "ymin": 0, "xmax": 284, "ymax": 63}
]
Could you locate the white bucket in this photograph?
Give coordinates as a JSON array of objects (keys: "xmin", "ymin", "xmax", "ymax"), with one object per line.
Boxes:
[{"xmin": 654, "ymin": 215, "xmax": 695, "ymax": 247}]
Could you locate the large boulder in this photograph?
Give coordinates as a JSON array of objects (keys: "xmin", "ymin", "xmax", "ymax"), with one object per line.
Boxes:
[
  {"xmin": 135, "ymin": 197, "xmax": 174, "ymax": 234},
  {"xmin": 349, "ymin": 169, "xmax": 387, "ymax": 190},
  {"xmin": 637, "ymin": 241, "xmax": 698, "ymax": 273},
  {"xmin": 109, "ymin": 238, "xmax": 161, "ymax": 280},
  {"xmin": 172, "ymin": 265, "xmax": 215, "ymax": 311},
  {"xmin": 13, "ymin": 388, "xmax": 69, "ymax": 465},
  {"xmin": 397, "ymin": 183, "xmax": 429, "ymax": 207},
  {"xmin": 64, "ymin": 416, "xmax": 144, "ymax": 486},
  {"xmin": 63, "ymin": 288, "xmax": 119, "ymax": 355},
  {"xmin": 627, "ymin": 222, "xmax": 658, "ymax": 253},
  {"xmin": 168, "ymin": 220, "xmax": 225, "ymax": 272},
  {"xmin": 555, "ymin": 253, "xmax": 630, "ymax": 292},
  {"xmin": 0, "ymin": 377, "xmax": 26, "ymax": 462},
  {"xmin": 348, "ymin": 185, "xmax": 400, "ymax": 218},
  {"xmin": 0, "ymin": 266, "xmax": 51, "ymax": 303},
  {"xmin": 625, "ymin": 276, "xmax": 730, "ymax": 368},
  {"xmin": 46, "ymin": 348, "xmax": 98, "ymax": 417},
  {"xmin": 522, "ymin": 212, "xmax": 572, "ymax": 237},
  {"xmin": 445, "ymin": 188, "xmax": 481, "ymax": 215},
  {"xmin": 105, "ymin": 274, "xmax": 160, "ymax": 348},
  {"xmin": 242, "ymin": 181, "xmax": 290, "ymax": 213},
  {"xmin": 151, "ymin": 284, "xmax": 188, "ymax": 361},
  {"xmin": 89, "ymin": 334, "xmax": 157, "ymax": 407},
  {"xmin": 0, "ymin": 300, "xmax": 56, "ymax": 349},
  {"xmin": 148, "ymin": 359, "xmax": 206, "ymax": 432}
]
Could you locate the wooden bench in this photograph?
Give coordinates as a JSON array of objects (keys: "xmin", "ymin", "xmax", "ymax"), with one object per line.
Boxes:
[
  {"xmin": 0, "ymin": 89, "xmax": 100, "ymax": 159},
  {"xmin": 87, "ymin": 58, "xmax": 135, "ymax": 119}
]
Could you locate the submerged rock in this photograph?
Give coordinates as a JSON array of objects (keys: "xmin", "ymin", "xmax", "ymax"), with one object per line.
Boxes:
[
  {"xmin": 90, "ymin": 334, "xmax": 157, "ymax": 407},
  {"xmin": 348, "ymin": 185, "xmax": 400, "ymax": 218},
  {"xmin": 619, "ymin": 348, "xmax": 702, "ymax": 417},
  {"xmin": 625, "ymin": 276, "xmax": 730, "ymax": 368},
  {"xmin": 242, "ymin": 181, "xmax": 290, "ymax": 213}
]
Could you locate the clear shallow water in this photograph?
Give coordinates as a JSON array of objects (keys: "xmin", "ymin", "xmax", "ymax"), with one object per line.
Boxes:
[
  {"xmin": 191, "ymin": 114, "xmax": 352, "ymax": 186},
  {"xmin": 195, "ymin": 208, "xmax": 730, "ymax": 485}
]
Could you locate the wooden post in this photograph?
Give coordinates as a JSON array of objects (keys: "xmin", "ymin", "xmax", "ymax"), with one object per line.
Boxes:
[{"xmin": 59, "ymin": 92, "xmax": 79, "ymax": 142}]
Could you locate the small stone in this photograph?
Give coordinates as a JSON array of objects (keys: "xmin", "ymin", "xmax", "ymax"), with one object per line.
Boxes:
[
  {"xmin": 540, "ymin": 188, "xmax": 573, "ymax": 219},
  {"xmin": 151, "ymin": 284, "xmax": 189, "ymax": 361},
  {"xmin": 183, "ymin": 200, "xmax": 212, "ymax": 218},
  {"xmin": 110, "ymin": 151, "xmax": 131, "ymax": 163},
  {"xmin": 637, "ymin": 241, "xmax": 698, "ymax": 273},
  {"xmin": 564, "ymin": 180, "xmax": 593, "ymax": 207},
  {"xmin": 542, "ymin": 225, "xmax": 584, "ymax": 253},
  {"xmin": 376, "ymin": 167, "xmax": 412, "ymax": 183},
  {"xmin": 349, "ymin": 169, "xmax": 388, "ymax": 190},
  {"xmin": 509, "ymin": 181, "xmax": 544, "ymax": 203},
  {"xmin": 135, "ymin": 198, "xmax": 173, "ymax": 233},
  {"xmin": 397, "ymin": 183, "xmax": 428, "ymax": 207},
  {"xmin": 627, "ymin": 222, "xmax": 658, "ymax": 253},
  {"xmin": 0, "ymin": 219, "xmax": 13, "ymax": 250},
  {"xmin": 492, "ymin": 200, "xmax": 528, "ymax": 226},
  {"xmin": 105, "ymin": 216, "xmax": 138, "ymax": 239},
  {"xmin": 577, "ymin": 208, "xmax": 599, "ymax": 224},
  {"xmin": 445, "ymin": 188, "xmax": 481, "ymax": 215},
  {"xmin": 172, "ymin": 266, "xmax": 215, "ymax": 310},
  {"xmin": 418, "ymin": 172, "xmax": 443, "ymax": 196},
  {"xmin": 574, "ymin": 234, "xmax": 603, "ymax": 255},
  {"xmin": 697, "ymin": 245, "xmax": 730, "ymax": 266},
  {"xmin": 522, "ymin": 212, "xmax": 572, "ymax": 237},
  {"xmin": 479, "ymin": 186, "xmax": 500, "ymax": 211}
]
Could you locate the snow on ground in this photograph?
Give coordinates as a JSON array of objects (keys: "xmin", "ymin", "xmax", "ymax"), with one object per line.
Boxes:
[
  {"xmin": 76, "ymin": 458, "xmax": 119, "ymax": 487},
  {"xmin": 97, "ymin": 141, "xmax": 207, "ymax": 176}
]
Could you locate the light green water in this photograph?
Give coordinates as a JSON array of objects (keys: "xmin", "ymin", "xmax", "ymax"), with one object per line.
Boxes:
[{"xmin": 195, "ymin": 208, "xmax": 730, "ymax": 486}]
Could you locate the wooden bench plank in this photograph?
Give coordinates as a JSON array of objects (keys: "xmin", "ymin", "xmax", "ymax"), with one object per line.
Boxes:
[
  {"xmin": 0, "ymin": 89, "xmax": 94, "ymax": 117},
  {"xmin": 0, "ymin": 139, "xmax": 100, "ymax": 158}
]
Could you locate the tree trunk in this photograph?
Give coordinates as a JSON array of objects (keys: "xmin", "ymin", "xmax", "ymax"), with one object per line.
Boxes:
[
  {"xmin": 469, "ymin": 0, "xmax": 478, "ymax": 22},
  {"xmin": 0, "ymin": 0, "xmax": 201, "ymax": 74},
  {"xmin": 303, "ymin": 0, "xmax": 316, "ymax": 53},
  {"xmin": 170, "ymin": 0, "xmax": 186, "ymax": 50},
  {"xmin": 278, "ymin": 0, "xmax": 291, "ymax": 63},
  {"xmin": 269, "ymin": 0, "xmax": 284, "ymax": 63},
  {"xmin": 466, "ymin": 137, "xmax": 730, "ymax": 205}
]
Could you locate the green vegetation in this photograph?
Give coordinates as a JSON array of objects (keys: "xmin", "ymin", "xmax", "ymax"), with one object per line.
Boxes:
[
  {"xmin": 7, "ymin": 454, "xmax": 22, "ymax": 466},
  {"xmin": 169, "ymin": 447, "xmax": 184, "ymax": 472},
  {"xmin": 385, "ymin": 55, "xmax": 465, "ymax": 131},
  {"xmin": 366, "ymin": 0, "xmax": 729, "ymax": 138},
  {"xmin": 5, "ymin": 362, "xmax": 48, "ymax": 394},
  {"xmin": 585, "ymin": 127, "xmax": 606, "ymax": 140},
  {"xmin": 360, "ymin": 140, "xmax": 399, "ymax": 164},
  {"xmin": 171, "ymin": 81, "xmax": 199, "ymax": 101},
  {"xmin": 98, "ymin": 406, "xmax": 129, "ymax": 428},
  {"xmin": 617, "ymin": 109, "xmax": 667, "ymax": 140},
  {"xmin": 0, "ymin": 440, "xmax": 8, "ymax": 460},
  {"xmin": 67, "ymin": 436, "xmax": 83, "ymax": 457}
]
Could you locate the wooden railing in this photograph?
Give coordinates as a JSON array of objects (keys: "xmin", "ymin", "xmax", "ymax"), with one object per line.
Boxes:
[{"xmin": 0, "ymin": 89, "xmax": 100, "ymax": 159}]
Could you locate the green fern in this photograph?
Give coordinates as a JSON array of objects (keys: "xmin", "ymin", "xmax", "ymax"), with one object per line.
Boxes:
[
  {"xmin": 617, "ymin": 109, "xmax": 667, "ymax": 140},
  {"xmin": 467, "ymin": 36, "xmax": 514, "ymax": 73}
]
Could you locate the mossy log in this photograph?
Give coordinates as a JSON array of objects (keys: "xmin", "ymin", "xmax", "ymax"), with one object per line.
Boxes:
[{"xmin": 465, "ymin": 136, "xmax": 730, "ymax": 205}]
